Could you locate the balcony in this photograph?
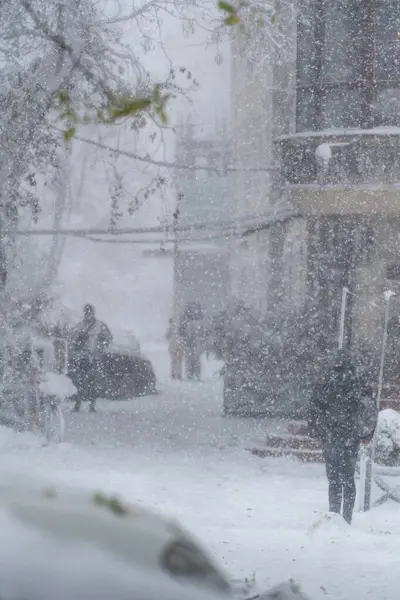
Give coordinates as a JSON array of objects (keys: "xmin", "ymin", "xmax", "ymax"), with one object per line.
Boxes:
[{"xmin": 275, "ymin": 129, "xmax": 400, "ymax": 216}]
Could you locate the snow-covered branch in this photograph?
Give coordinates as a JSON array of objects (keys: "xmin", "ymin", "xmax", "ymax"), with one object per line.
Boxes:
[{"xmin": 62, "ymin": 129, "xmax": 275, "ymax": 173}]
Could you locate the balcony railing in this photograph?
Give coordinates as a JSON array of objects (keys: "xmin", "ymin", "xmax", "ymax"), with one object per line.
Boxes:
[{"xmin": 275, "ymin": 129, "xmax": 400, "ymax": 187}]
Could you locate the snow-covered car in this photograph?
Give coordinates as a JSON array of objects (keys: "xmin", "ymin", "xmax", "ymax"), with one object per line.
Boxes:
[
  {"xmin": 65, "ymin": 329, "xmax": 157, "ymax": 400},
  {"xmin": 96, "ymin": 330, "xmax": 157, "ymax": 399},
  {"xmin": 0, "ymin": 479, "xmax": 230, "ymax": 595},
  {"xmin": 0, "ymin": 478, "xmax": 309, "ymax": 600}
]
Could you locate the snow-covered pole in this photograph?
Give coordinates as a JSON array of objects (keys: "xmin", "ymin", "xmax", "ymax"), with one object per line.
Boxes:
[
  {"xmin": 375, "ymin": 291, "xmax": 395, "ymax": 412},
  {"xmin": 172, "ymin": 192, "xmax": 183, "ymax": 321},
  {"xmin": 63, "ymin": 339, "xmax": 68, "ymax": 375},
  {"xmin": 363, "ymin": 290, "xmax": 395, "ymax": 511},
  {"xmin": 338, "ymin": 287, "xmax": 349, "ymax": 349}
]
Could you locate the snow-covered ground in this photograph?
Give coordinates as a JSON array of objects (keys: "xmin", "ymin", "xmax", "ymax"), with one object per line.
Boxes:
[{"xmin": 1, "ymin": 346, "xmax": 400, "ymax": 599}]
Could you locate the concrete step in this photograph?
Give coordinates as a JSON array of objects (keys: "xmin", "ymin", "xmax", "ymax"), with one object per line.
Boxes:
[
  {"xmin": 265, "ymin": 433, "xmax": 321, "ymax": 451},
  {"xmin": 249, "ymin": 399, "xmax": 400, "ymax": 464},
  {"xmin": 288, "ymin": 421, "xmax": 309, "ymax": 436},
  {"xmin": 248, "ymin": 446, "xmax": 324, "ymax": 462},
  {"xmin": 287, "ymin": 399, "xmax": 400, "ymax": 436}
]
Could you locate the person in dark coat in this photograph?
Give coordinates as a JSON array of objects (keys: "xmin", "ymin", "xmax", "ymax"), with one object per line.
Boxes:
[
  {"xmin": 166, "ymin": 317, "xmax": 184, "ymax": 380},
  {"xmin": 308, "ymin": 349, "xmax": 376, "ymax": 524},
  {"xmin": 178, "ymin": 302, "xmax": 205, "ymax": 380},
  {"xmin": 69, "ymin": 304, "xmax": 112, "ymax": 413}
]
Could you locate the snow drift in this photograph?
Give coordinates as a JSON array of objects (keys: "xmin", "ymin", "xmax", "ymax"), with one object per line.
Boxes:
[{"xmin": 375, "ymin": 409, "xmax": 400, "ymax": 466}]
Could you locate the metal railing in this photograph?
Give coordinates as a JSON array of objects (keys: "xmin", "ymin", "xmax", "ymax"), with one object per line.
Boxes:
[{"xmin": 277, "ymin": 132, "xmax": 400, "ymax": 186}]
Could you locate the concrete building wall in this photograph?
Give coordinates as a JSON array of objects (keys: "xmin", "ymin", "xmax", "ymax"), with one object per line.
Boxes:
[
  {"xmin": 173, "ymin": 124, "xmax": 232, "ymax": 321},
  {"xmin": 174, "ymin": 250, "xmax": 230, "ymax": 318},
  {"xmin": 229, "ymin": 5, "xmax": 298, "ymax": 317},
  {"xmin": 352, "ymin": 219, "xmax": 400, "ymax": 349}
]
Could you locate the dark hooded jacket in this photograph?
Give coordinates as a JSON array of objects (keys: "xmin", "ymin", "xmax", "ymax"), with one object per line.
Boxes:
[
  {"xmin": 308, "ymin": 351, "xmax": 375, "ymax": 445},
  {"xmin": 178, "ymin": 302, "xmax": 204, "ymax": 342}
]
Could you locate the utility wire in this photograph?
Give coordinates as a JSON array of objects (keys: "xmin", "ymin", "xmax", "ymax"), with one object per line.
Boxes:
[
  {"xmin": 4, "ymin": 206, "xmax": 297, "ymax": 238},
  {"xmin": 82, "ymin": 211, "xmax": 299, "ymax": 245},
  {"xmin": 52, "ymin": 127, "xmax": 277, "ymax": 175}
]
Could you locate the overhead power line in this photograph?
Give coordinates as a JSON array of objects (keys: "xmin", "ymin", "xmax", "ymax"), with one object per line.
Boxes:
[
  {"xmin": 52, "ymin": 127, "xmax": 277, "ymax": 175},
  {"xmin": 6, "ymin": 206, "xmax": 297, "ymax": 238},
  {"xmin": 5, "ymin": 207, "xmax": 299, "ymax": 244}
]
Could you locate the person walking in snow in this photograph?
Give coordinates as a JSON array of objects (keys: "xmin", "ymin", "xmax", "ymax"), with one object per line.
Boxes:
[
  {"xmin": 178, "ymin": 302, "xmax": 205, "ymax": 380},
  {"xmin": 166, "ymin": 317, "xmax": 184, "ymax": 380},
  {"xmin": 69, "ymin": 304, "xmax": 112, "ymax": 413},
  {"xmin": 308, "ymin": 349, "xmax": 377, "ymax": 524}
]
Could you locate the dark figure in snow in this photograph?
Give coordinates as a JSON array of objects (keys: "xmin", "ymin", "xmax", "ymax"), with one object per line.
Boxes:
[
  {"xmin": 166, "ymin": 317, "xmax": 184, "ymax": 380},
  {"xmin": 308, "ymin": 349, "xmax": 377, "ymax": 524},
  {"xmin": 69, "ymin": 304, "xmax": 112, "ymax": 413},
  {"xmin": 178, "ymin": 302, "xmax": 205, "ymax": 380}
]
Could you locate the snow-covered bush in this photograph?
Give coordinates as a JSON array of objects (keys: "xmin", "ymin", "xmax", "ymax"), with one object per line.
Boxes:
[
  {"xmin": 39, "ymin": 372, "xmax": 76, "ymax": 400},
  {"xmin": 375, "ymin": 409, "xmax": 400, "ymax": 466},
  {"xmin": 210, "ymin": 301, "xmax": 336, "ymax": 417}
]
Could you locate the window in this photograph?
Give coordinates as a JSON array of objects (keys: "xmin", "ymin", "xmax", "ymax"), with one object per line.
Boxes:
[
  {"xmin": 296, "ymin": 0, "xmax": 400, "ymax": 131},
  {"xmin": 386, "ymin": 264, "xmax": 400, "ymax": 281},
  {"xmin": 374, "ymin": 89, "xmax": 400, "ymax": 127},
  {"xmin": 322, "ymin": 1, "xmax": 364, "ymax": 83},
  {"xmin": 376, "ymin": 1, "xmax": 400, "ymax": 80},
  {"xmin": 322, "ymin": 89, "xmax": 363, "ymax": 129}
]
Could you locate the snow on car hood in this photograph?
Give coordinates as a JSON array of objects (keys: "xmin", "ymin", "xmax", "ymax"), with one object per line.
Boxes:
[
  {"xmin": 0, "ymin": 506, "xmax": 223, "ymax": 600},
  {"xmin": 0, "ymin": 477, "xmax": 230, "ymax": 594}
]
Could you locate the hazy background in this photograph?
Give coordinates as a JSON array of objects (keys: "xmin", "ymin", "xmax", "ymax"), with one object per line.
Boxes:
[{"xmin": 34, "ymin": 12, "xmax": 231, "ymax": 345}]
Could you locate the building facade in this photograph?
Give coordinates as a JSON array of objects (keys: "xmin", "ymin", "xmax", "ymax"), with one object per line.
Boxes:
[
  {"xmin": 231, "ymin": 0, "xmax": 400, "ymax": 355},
  {"xmin": 173, "ymin": 123, "xmax": 231, "ymax": 320}
]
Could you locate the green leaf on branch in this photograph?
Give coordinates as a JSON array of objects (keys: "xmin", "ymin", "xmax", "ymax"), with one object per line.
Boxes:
[
  {"xmin": 59, "ymin": 108, "xmax": 79, "ymax": 123},
  {"xmin": 63, "ymin": 126, "xmax": 76, "ymax": 142},
  {"xmin": 57, "ymin": 90, "xmax": 70, "ymax": 105},
  {"xmin": 218, "ymin": 1, "xmax": 236, "ymax": 13},
  {"xmin": 157, "ymin": 109, "xmax": 168, "ymax": 124},
  {"xmin": 217, "ymin": 1, "xmax": 242, "ymax": 27},
  {"xmin": 109, "ymin": 97, "xmax": 152, "ymax": 121},
  {"xmin": 224, "ymin": 14, "xmax": 240, "ymax": 25}
]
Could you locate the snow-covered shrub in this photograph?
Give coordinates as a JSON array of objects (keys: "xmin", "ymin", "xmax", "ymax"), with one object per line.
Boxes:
[
  {"xmin": 39, "ymin": 373, "xmax": 76, "ymax": 400},
  {"xmin": 0, "ymin": 296, "xmax": 51, "ymax": 407},
  {"xmin": 375, "ymin": 409, "xmax": 400, "ymax": 466},
  {"xmin": 210, "ymin": 301, "xmax": 336, "ymax": 417}
]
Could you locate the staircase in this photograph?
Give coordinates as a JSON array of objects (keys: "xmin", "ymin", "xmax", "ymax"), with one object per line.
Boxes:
[{"xmin": 248, "ymin": 397, "xmax": 400, "ymax": 463}]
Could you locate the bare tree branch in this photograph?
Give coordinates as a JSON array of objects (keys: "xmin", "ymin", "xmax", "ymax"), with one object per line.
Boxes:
[
  {"xmin": 20, "ymin": 0, "xmax": 116, "ymax": 103},
  {"xmin": 57, "ymin": 128, "xmax": 275, "ymax": 173}
]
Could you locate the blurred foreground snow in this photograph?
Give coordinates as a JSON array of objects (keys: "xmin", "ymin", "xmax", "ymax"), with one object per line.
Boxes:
[{"xmin": 0, "ymin": 346, "xmax": 399, "ymax": 599}]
